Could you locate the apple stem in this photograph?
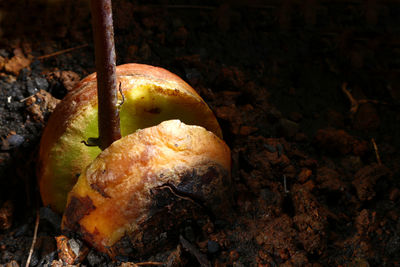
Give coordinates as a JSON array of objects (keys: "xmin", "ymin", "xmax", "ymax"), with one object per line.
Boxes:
[{"xmin": 90, "ymin": 0, "xmax": 121, "ymax": 150}]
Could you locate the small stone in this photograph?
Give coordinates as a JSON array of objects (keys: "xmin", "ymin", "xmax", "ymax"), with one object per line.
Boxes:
[
  {"xmin": 68, "ymin": 238, "xmax": 81, "ymax": 258},
  {"xmin": 34, "ymin": 77, "xmax": 49, "ymax": 90},
  {"xmin": 7, "ymin": 134, "xmax": 24, "ymax": 147},
  {"xmin": 207, "ymin": 240, "xmax": 220, "ymax": 254}
]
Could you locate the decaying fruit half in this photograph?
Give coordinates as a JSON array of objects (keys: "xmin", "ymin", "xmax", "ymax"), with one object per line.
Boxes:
[
  {"xmin": 38, "ymin": 64, "xmax": 222, "ymax": 213},
  {"xmin": 62, "ymin": 120, "xmax": 231, "ymax": 257}
]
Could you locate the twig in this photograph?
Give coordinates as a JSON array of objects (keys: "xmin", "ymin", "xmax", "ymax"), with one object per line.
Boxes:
[
  {"xmin": 371, "ymin": 138, "xmax": 382, "ymax": 165},
  {"xmin": 36, "ymin": 44, "xmax": 88, "ymax": 60},
  {"xmin": 283, "ymin": 175, "xmax": 289, "ymax": 194},
  {"xmin": 341, "ymin": 82, "xmax": 359, "ymax": 114},
  {"xmin": 25, "ymin": 210, "xmax": 40, "ymax": 267},
  {"xmin": 90, "ymin": 0, "xmax": 121, "ymax": 150},
  {"xmin": 19, "ymin": 94, "xmax": 36, "ymax": 103},
  {"xmin": 341, "ymin": 82, "xmax": 390, "ymax": 114}
]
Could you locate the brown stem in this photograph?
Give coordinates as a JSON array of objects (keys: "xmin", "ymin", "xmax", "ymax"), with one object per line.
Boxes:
[{"xmin": 90, "ymin": 0, "xmax": 121, "ymax": 150}]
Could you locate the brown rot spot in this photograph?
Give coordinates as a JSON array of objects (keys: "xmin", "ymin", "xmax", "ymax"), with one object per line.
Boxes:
[
  {"xmin": 176, "ymin": 165, "xmax": 221, "ymax": 197},
  {"xmin": 64, "ymin": 196, "xmax": 96, "ymax": 232},
  {"xmin": 153, "ymin": 162, "xmax": 232, "ymax": 220},
  {"xmin": 90, "ymin": 183, "xmax": 111, "ymax": 198},
  {"xmin": 111, "ymin": 186, "xmax": 205, "ymax": 258},
  {"xmin": 153, "ymin": 86, "xmax": 181, "ymax": 97},
  {"xmin": 144, "ymin": 107, "xmax": 161, "ymax": 114}
]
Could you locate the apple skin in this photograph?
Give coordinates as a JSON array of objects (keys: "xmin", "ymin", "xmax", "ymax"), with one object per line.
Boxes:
[
  {"xmin": 62, "ymin": 120, "xmax": 231, "ymax": 258},
  {"xmin": 38, "ymin": 64, "xmax": 222, "ymax": 213}
]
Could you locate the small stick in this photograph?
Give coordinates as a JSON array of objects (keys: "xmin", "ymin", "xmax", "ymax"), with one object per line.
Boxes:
[
  {"xmin": 36, "ymin": 44, "xmax": 88, "ymax": 60},
  {"xmin": 371, "ymin": 138, "xmax": 382, "ymax": 165},
  {"xmin": 25, "ymin": 210, "xmax": 40, "ymax": 267},
  {"xmin": 341, "ymin": 82, "xmax": 359, "ymax": 114},
  {"xmin": 90, "ymin": 0, "xmax": 121, "ymax": 150},
  {"xmin": 342, "ymin": 82, "xmax": 390, "ymax": 115},
  {"xmin": 283, "ymin": 175, "xmax": 289, "ymax": 194},
  {"xmin": 19, "ymin": 94, "xmax": 36, "ymax": 103}
]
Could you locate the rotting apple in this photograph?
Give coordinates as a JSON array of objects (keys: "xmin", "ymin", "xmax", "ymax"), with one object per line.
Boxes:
[
  {"xmin": 62, "ymin": 120, "xmax": 231, "ymax": 258},
  {"xmin": 38, "ymin": 63, "xmax": 223, "ymax": 213}
]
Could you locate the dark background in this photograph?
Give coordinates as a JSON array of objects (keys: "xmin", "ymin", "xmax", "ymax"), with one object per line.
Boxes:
[{"xmin": 0, "ymin": 0, "xmax": 400, "ymax": 266}]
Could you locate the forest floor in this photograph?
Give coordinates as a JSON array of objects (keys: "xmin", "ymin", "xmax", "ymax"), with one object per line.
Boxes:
[{"xmin": 1, "ymin": 0, "xmax": 400, "ymax": 266}]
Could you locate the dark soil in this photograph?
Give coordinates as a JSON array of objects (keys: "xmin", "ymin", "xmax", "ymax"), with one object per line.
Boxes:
[{"xmin": 1, "ymin": 0, "xmax": 400, "ymax": 266}]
